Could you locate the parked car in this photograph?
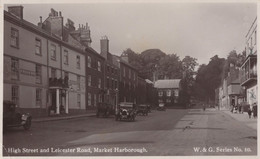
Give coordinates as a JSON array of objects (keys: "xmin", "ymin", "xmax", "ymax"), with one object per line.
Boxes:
[
  {"xmin": 96, "ymin": 102, "xmax": 114, "ymax": 118},
  {"xmin": 137, "ymin": 104, "xmax": 149, "ymax": 116},
  {"xmin": 115, "ymin": 102, "xmax": 137, "ymax": 121},
  {"xmin": 157, "ymin": 103, "xmax": 166, "ymax": 111},
  {"xmin": 3, "ymin": 101, "xmax": 32, "ymax": 132}
]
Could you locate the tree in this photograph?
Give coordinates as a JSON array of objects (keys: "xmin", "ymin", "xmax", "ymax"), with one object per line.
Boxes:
[{"xmin": 193, "ymin": 55, "xmax": 225, "ymax": 101}]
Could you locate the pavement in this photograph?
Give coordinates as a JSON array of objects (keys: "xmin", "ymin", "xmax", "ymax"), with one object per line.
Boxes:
[
  {"xmin": 32, "ymin": 112, "xmax": 96, "ymax": 123},
  {"xmin": 222, "ymin": 109, "xmax": 257, "ymax": 130}
]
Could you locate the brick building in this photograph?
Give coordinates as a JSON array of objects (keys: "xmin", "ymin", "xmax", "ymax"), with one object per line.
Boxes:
[
  {"xmin": 100, "ymin": 36, "xmax": 120, "ymax": 108},
  {"xmin": 154, "ymin": 79, "xmax": 181, "ymax": 106}
]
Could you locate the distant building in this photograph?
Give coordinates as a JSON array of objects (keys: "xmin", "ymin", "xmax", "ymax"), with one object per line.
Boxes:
[
  {"xmin": 240, "ymin": 17, "xmax": 257, "ymax": 108},
  {"xmin": 154, "ymin": 79, "xmax": 181, "ymax": 106}
]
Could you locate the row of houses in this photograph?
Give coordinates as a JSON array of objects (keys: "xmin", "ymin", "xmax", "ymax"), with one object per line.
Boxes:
[
  {"xmin": 215, "ymin": 17, "xmax": 257, "ymax": 111},
  {"xmin": 3, "ymin": 6, "xmax": 158, "ymax": 117}
]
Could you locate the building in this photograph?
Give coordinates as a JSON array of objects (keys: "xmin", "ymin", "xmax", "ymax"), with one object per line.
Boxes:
[
  {"xmin": 154, "ymin": 79, "xmax": 181, "ymax": 106},
  {"xmin": 118, "ymin": 56, "xmax": 138, "ymax": 104},
  {"xmin": 85, "ymin": 47, "xmax": 105, "ymax": 109},
  {"xmin": 4, "ymin": 6, "xmax": 87, "ymax": 117},
  {"xmin": 100, "ymin": 36, "xmax": 120, "ymax": 108},
  {"xmin": 240, "ymin": 17, "xmax": 257, "ymax": 108}
]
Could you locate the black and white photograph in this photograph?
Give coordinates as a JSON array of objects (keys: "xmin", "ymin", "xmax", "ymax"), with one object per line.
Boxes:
[{"xmin": 1, "ymin": 0, "xmax": 258, "ymax": 157}]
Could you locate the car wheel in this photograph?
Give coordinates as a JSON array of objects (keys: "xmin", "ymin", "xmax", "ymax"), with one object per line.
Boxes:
[{"xmin": 23, "ymin": 118, "xmax": 31, "ymax": 130}]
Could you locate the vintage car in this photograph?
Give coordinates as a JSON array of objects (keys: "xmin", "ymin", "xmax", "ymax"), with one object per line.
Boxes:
[
  {"xmin": 3, "ymin": 101, "xmax": 32, "ymax": 132},
  {"xmin": 115, "ymin": 102, "xmax": 137, "ymax": 121},
  {"xmin": 96, "ymin": 102, "xmax": 115, "ymax": 118},
  {"xmin": 157, "ymin": 102, "xmax": 166, "ymax": 111},
  {"xmin": 137, "ymin": 104, "xmax": 149, "ymax": 116}
]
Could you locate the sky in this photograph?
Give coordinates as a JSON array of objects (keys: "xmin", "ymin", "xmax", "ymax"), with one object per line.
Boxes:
[{"xmin": 3, "ymin": 1, "xmax": 257, "ymax": 65}]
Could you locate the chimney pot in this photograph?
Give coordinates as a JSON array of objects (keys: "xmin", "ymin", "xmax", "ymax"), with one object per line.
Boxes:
[
  {"xmin": 40, "ymin": 16, "xmax": 42, "ymax": 23},
  {"xmin": 59, "ymin": 11, "xmax": 62, "ymax": 16}
]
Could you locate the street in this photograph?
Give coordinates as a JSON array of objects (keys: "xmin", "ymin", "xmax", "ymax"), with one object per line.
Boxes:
[{"xmin": 3, "ymin": 108, "xmax": 257, "ymax": 156}]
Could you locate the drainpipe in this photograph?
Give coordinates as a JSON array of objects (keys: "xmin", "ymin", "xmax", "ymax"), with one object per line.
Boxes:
[{"xmin": 47, "ymin": 39, "xmax": 50, "ymax": 114}]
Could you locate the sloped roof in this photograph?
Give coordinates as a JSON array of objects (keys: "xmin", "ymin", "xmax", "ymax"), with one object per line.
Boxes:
[{"xmin": 154, "ymin": 79, "xmax": 181, "ymax": 89}]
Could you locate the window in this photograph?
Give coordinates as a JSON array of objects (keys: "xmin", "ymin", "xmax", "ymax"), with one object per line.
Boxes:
[
  {"xmin": 50, "ymin": 44, "xmax": 56, "ymax": 60},
  {"xmin": 88, "ymin": 75, "xmax": 91, "ymax": 87},
  {"xmin": 94, "ymin": 94, "xmax": 97, "ymax": 107},
  {"xmin": 11, "ymin": 28, "xmax": 19, "ymax": 48},
  {"xmin": 123, "ymin": 67, "xmax": 125, "ymax": 77},
  {"xmin": 11, "ymin": 58, "xmax": 19, "ymax": 80},
  {"xmin": 134, "ymin": 73, "xmax": 136, "ymax": 80},
  {"xmin": 99, "ymin": 94, "xmax": 102, "ymax": 103},
  {"xmin": 51, "ymin": 68, "xmax": 56, "ymax": 79},
  {"xmin": 107, "ymin": 66, "xmax": 110, "ymax": 73},
  {"xmin": 111, "ymin": 79, "xmax": 114, "ymax": 89},
  {"xmin": 166, "ymin": 99, "xmax": 171, "ymax": 103},
  {"xmin": 106, "ymin": 77, "xmax": 110, "ymax": 89},
  {"xmin": 77, "ymin": 94, "xmax": 81, "ymax": 108},
  {"xmin": 35, "ymin": 64, "xmax": 42, "ymax": 83},
  {"xmin": 88, "ymin": 93, "xmax": 91, "ymax": 106},
  {"xmin": 76, "ymin": 55, "xmax": 80, "ymax": 69},
  {"xmin": 167, "ymin": 90, "xmax": 171, "ymax": 97},
  {"xmin": 129, "ymin": 82, "xmax": 131, "ymax": 90},
  {"xmin": 12, "ymin": 86, "xmax": 19, "ymax": 105},
  {"xmin": 158, "ymin": 91, "xmax": 163, "ymax": 97},
  {"xmin": 64, "ymin": 71, "xmax": 69, "ymax": 79},
  {"xmin": 129, "ymin": 69, "xmax": 131, "ymax": 79},
  {"xmin": 77, "ymin": 75, "xmax": 80, "ymax": 90},
  {"xmin": 98, "ymin": 78, "xmax": 101, "ymax": 88},
  {"xmin": 64, "ymin": 50, "xmax": 68, "ymax": 65},
  {"xmin": 98, "ymin": 61, "xmax": 101, "ymax": 71},
  {"xmin": 36, "ymin": 88, "xmax": 42, "ymax": 106},
  {"xmin": 88, "ymin": 56, "xmax": 91, "ymax": 68},
  {"xmin": 35, "ymin": 38, "xmax": 41, "ymax": 55},
  {"xmin": 115, "ymin": 80, "xmax": 118, "ymax": 89},
  {"xmin": 174, "ymin": 90, "xmax": 179, "ymax": 96}
]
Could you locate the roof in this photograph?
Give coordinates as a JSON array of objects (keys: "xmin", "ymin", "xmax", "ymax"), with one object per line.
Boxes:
[{"xmin": 154, "ymin": 79, "xmax": 181, "ymax": 89}]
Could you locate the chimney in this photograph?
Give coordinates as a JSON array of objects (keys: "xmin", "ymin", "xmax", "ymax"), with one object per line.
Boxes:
[
  {"xmin": 100, "ymin": 36, "xmax": 109, "ymax": 54},
  {"xmin": 38, "ymin": 16, "xmax": 43, "ymax": 28},
  {"xmin": 66, "ymin": 18, "xmax": 75, "ymax": 31},
  {"xmin": 8, "ymin": 6, "xmax": 24, "ymax": 19},
  {"xmin": 121, "ymin": 52, "xmax": 129, "ymax": 63}
]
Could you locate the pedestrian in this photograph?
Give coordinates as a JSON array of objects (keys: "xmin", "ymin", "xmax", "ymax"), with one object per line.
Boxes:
[
  {"xmin": 230, "ymin": 104, "xmax": 234, "ymax": 113},
  {"xmin": 252, "ymin": 103, "xmax": 257, "ymax": 118},
  {"xmin": 202, "ymin": 104, "xmax": 206, "ymax": 111},
  {"xmin": 238, "ymin": 104, "xmax": 242, "ymax": 114},
  {"xmin": 235, "ymin": 105, "xmax": 238, "ymax": 113},
  {"xmin": 248, "ymin": 108, "xmax": 252, "ymax": 119}
]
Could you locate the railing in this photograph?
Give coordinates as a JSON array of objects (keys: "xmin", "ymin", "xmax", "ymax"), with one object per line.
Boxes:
[
  {"xmin": 240, "ymin": 71, "xmax": 257, "ymax": 85},
  {"xmin": 49, "ymin": 77, "xmax": 69, "ymax": 88}
]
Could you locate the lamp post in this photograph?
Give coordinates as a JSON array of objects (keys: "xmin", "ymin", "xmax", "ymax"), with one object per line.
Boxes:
[{"xmin": 115, "ymin": 88, "xmax": 119, "ymax": 115}]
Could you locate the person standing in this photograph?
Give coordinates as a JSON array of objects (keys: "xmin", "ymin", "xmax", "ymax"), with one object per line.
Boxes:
[{"xmin": 248, "ymin": 107, "xmax": 252, "ymax": 119}]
